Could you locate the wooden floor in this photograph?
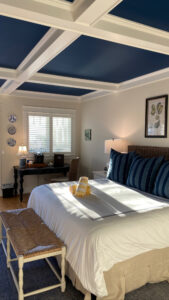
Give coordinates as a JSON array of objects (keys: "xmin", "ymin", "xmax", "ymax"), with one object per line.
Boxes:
[{"xmin": 0, "ymin": 194, "xmax": 29, "ymax": 211}]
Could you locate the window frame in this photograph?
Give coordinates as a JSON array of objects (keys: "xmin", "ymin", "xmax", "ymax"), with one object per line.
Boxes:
[{"xmin": 23, "ymin": 106, "xmax": 76, "ymax": 156}]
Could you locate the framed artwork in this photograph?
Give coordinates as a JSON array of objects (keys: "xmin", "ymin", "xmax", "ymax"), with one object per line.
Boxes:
[
  {"xmin": 85, "ymin": 129, "xmax": 92, "ymax": 141},
  {"xmin": 145, "ymin": 95, "xmax": 168, "ymax": 138}
]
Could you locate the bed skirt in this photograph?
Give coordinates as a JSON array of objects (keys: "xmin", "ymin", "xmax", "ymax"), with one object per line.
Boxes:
[{"xmin": 58, "ymin": 246, "xmax": 169, "ymax": 300}]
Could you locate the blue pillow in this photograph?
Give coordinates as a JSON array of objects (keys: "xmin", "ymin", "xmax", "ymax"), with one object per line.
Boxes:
[
  {"xmin": 126, "ymin": 155, "xmax": 164, "ymax": 193},
  {"xmin": 107, "ymin": 149, "xmax": 135, "ymax": 184},
  {"xmin": 153, "ymin": 161, "xmax": 169, "ymax": 198}
]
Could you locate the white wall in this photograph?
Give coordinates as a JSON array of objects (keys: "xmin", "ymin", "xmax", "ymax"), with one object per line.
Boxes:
[
  {"xmin": 80, "ymin": 78, "xmax": 169, "ymax": 177},
  {"xmin": 1, "ymin": 76, "xmax": 169, "ymax": 193},
  {"xmin": 0, "ymin": 94, "xmax": 81, "ymax": 194}
]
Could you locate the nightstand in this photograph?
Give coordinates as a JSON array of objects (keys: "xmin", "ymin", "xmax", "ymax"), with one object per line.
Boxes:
[{"xmin": 92, "ymin": 170, "xmax": 107, "ymax": 179}]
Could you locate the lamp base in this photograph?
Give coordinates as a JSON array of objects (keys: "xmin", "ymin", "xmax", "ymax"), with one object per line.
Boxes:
[{"xmin": 19, "ymin": 158, "xmax": 26, "ymax": 168}]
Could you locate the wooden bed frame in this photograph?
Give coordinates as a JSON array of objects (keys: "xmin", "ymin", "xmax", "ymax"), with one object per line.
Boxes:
[{"xmin": 128, "ymin": 145, "xmax": 169, "ymax": 160}]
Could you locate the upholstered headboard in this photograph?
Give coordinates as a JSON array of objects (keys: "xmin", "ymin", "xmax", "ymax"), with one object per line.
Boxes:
[{"xmin": 128, "ymin": 145, "xmax": 169, "ymax": 160}]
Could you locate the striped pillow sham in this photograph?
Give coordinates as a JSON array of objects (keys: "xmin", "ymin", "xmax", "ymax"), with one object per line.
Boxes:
[
  {"xmin": 126, "ymin": 155, "xmax": 164, "ymax": 193},
  {"xmin": 153, "ymin": 161, "xmax": 169, "ymax": 198},
  {"xmin": 107, "ymin": 149, "xmax": 135, "ymax": 184}
]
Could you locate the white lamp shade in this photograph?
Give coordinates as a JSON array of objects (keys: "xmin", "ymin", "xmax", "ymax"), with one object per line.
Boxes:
[
  {"xmin": 18, "ymin": 145, "xmax": 28, "ymax": 157},
  {"xmin": 104, "ymin": 139, "xmax": 127, "ymax": 154}
]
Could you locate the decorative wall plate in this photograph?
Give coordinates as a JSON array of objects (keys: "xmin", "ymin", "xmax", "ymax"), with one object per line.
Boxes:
[
  {"xmin": 7, "ymin": 138, "xmax": 16, "ymax": 147},
  {"xmin": 8, "ymin": 125, "xmax": 16, "ymax": 135},
  {"xmin": 8, "ymin": 114, "xmax": 16, "ymax": 123}
]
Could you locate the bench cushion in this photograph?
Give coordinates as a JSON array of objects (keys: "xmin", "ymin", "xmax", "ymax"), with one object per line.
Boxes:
[{"xmin": 0, "ymin": 208, "xmax": 64, "ymax": 258}]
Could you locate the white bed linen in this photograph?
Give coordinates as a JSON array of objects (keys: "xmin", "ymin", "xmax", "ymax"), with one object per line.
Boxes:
[{"xmin": 28, "ymin": 179, "xmax": 169, "ymax": 297}]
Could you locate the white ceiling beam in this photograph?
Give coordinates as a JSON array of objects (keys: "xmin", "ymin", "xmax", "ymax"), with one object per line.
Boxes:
[
  {"xmin": 1, "ymin": 28, "xmax": 59, "ymax": 91},
  {"xmin": 95, "ymin": 14, "xmax": 169, "ymax": 55},
  {"xmin": 30, "ymin": 73, "xmax": 118, "ymax": 91},
  {"xmin": 73, "ymin": 0, "xmax": 123, "ymax": 25},
  {"xmin": 0, "ymin": 67, "xmax": 16, "ymax": 80},
  {"xmin": 0, "ymin": 0, "xmax": 122, "ymax": 95},
  {"xmin": 1, "ymin": 0, "xmax": 169, "ymax": 56},
  {"xmin": 118, "ymin": 66, "xmax": 169, "ymax": 92},
  {"xmin": 1, "ymin": 65, "xmax": 169, "ymax": 95},
  {"xmin": 0, "ymin": 67, "xmax": 118, "ymax": 92},
  {"xmin": 12, "ymin": 90, "xmax": 81, "ymax": 103},
  {"xmin": 0, "ymin": 29, "xmax": 80, "ymax": 94}
]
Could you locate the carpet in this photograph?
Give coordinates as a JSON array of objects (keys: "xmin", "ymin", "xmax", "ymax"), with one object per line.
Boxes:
[{"xmin": 1, "ymin": 245, "xmax": 169, "ymax": 300}]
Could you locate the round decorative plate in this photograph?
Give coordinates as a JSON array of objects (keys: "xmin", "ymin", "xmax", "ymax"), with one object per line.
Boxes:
[
  {"xmin": 7, "ymin": 138, "xmax": 16, "ymax": 147},
  {"xmin": 8, "ymin": 125, "xmax": 16, "ymax": 135},
  {"xmin": 8, "ymin": 114, "xmax": 16, "ymax": 123}
]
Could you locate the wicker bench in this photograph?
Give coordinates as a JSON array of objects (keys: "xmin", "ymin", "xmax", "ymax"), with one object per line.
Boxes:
[{"xmin": 0, "ymin": 208, "xmax": 66, "ymax": 300}]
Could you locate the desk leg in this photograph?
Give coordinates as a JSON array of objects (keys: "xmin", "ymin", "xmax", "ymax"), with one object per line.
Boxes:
[
  {"xmin": 19, "ymin": 174, "xmax": 24, "ymax": 202},
  {"xmin": 14, "ymin": 169, "xmax": 18, "ymax": 196}
]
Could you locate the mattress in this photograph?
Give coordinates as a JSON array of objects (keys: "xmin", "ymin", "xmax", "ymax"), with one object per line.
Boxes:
[{"xmin": 27, "ymin": 179, "xmax": 169, "ymax": 297}]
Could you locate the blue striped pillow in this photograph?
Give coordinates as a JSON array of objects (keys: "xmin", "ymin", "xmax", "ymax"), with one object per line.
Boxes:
[
  {"xmin": 126, "ymin": 155, "xmax": 164, "ymax": 193},
  {"xmin": 153, "ymin": 161, "xmax": 169, "ymax": 198},
  {"xmin": 107, "ymin": 149, "xmax": 135, "ymax": 184}
]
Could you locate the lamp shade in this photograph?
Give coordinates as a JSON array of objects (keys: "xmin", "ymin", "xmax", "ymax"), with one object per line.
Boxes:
[
  {"xmin": 104, "ymin": 139, "xmax": 127, "ymax": 154},
  {"xmin": 18, "ymin": 145, "xmax": 28, "ymax": 157}
]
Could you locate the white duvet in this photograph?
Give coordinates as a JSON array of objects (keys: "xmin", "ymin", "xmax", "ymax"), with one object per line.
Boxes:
[{"xmin": 28, "ymin": 179, "xmax": 169, "ymax": 297}]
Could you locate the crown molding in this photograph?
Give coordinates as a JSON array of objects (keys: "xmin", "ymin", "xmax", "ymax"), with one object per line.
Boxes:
[
  {"xmin": 30, "ymin": 72, "xmax": 118, "ymax": 91},
  {"xmin": 118, "ymin": 67, "xmax": 169, "ymax": 92},
  {"xmin": 81, "ymin": 90, "xmax": 113, "ymax": 102},
  {"xmin": 12, "ymin": 90, "xmax": 81, "ymax": 103}
]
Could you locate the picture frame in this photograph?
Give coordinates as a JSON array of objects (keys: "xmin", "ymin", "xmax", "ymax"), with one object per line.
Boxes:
[
  {"xmin": 85, "ymin": 129, "xmax": 92, "ymax": 141},
  {"xmin": 145, "ymin": 95, "xmax": 168, "ymax": 138}
]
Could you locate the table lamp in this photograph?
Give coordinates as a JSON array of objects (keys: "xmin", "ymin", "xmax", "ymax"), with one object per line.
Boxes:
[
  {"xmin": 18, "ymin": 145, "xmax": 28, "ymax": 168},
  {"xmin": 104, "ymin": 138, "xmax": 127, "ymax": 155}
]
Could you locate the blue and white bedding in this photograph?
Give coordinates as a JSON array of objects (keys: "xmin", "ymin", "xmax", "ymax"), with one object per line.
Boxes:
[{"xmin": 28, "ymin": 179, "xmax": 169, "ymax": 297}]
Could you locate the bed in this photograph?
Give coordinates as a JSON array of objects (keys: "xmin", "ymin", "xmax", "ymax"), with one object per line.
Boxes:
[{"xmin": 27, "ymin": 145, "xmax": 169, "ymax": 300}]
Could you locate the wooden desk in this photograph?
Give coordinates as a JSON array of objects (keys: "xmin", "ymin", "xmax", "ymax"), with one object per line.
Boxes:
[{"xmin": 13, "ymin": 164, "xmax": 70, "ymax": 202}]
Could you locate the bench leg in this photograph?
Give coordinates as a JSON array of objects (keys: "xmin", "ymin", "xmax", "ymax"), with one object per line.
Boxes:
[
  {"xmin": 18, "ymin": 256, "xmax": 24, "ymax": 300},
  {"xmin": 7, "ymin": 233, "xmax": 10, "ymax": 268},
  {"xmin": 61, "ymin": 246, "xmax": 66, "ymax": 292}
]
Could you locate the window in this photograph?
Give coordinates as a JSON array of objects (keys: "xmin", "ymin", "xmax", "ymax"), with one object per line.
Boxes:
[
  {"xmin": 29, "ymin": 115, "xmax": 50, "ymax": 153},
  {"xmin": 23, "ymin": 106, "xmax": 75, "ymax": 155},
  {"xmin": 52, "ymin": 117, "xmax": 71, "ymax": 153}
]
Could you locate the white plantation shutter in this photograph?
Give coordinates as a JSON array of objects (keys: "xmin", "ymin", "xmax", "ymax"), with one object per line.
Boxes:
[
  {"xmin": 28, "ymin": 115, "xmax": 50, "ymax": 153},
  {"xmin": 23, "ymin": 106, "xmax": 75, "ymax": 155},
  {"xmin": 53, "ymin": 117, "xmax": 71, "ymax": 152}
]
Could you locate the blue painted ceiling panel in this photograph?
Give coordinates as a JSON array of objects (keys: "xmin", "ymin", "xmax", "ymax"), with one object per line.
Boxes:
[
  {"xmin": 41, "ymin": 35, "xmax": 169, "ymax": 83},
  {"xmin": 18, "ymin": 82, "xmax": 94, "ymax": 96},
  {"xmin": 110, "ymin": 0, "xmax": 169, "ymax": 32},
  {"xmin": 0, "ymin": 16, "xmax": 49, "ymax": 69},
  {"xmin": 0, "ymin": 79, "xmax": 5, "ymax": 87}
]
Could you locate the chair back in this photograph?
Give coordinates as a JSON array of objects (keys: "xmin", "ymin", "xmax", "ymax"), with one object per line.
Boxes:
[{"xmin": 68, "ymin": 157, "xmax": 80, "ymax": 181}]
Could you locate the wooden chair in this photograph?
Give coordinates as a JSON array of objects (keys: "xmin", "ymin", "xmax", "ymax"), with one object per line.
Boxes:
[{"xmin": 51, "ymin": 157, "xmax": 80, "ymax": 182}]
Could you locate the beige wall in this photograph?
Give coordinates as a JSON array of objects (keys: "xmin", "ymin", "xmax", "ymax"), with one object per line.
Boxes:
[
  {"xmin": 80, "ymin": 78, "xmax": 169, "ymax": 177},
  {"xmin": 0, "ymin": 95, "xmax": 81, "ymax": 194},
  {"xmin": 1, "ymin": 77, "xmax": 169, "ymax": 194}
]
